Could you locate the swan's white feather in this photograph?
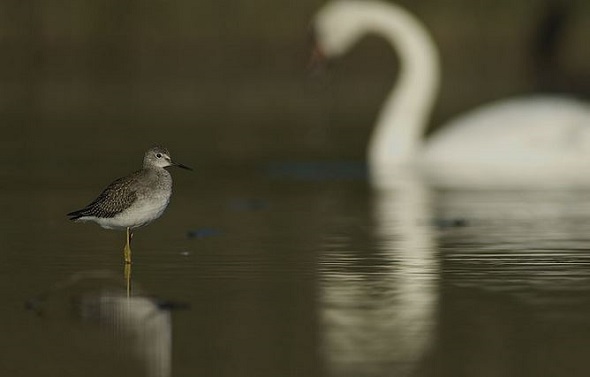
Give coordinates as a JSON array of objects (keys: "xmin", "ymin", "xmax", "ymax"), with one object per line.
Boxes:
[
  {"xmin": 315, "ymin": 1, "xmax": 590, "ymax": 189},
  {"xmin": 421, "ymin": 96, "xmax": 590, "ymax": 188}
]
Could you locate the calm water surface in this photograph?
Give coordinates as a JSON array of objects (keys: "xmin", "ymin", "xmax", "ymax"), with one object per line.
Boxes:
[{"xmin": 3, "ymin": 167, "xmax": 590, "ymax": 377}]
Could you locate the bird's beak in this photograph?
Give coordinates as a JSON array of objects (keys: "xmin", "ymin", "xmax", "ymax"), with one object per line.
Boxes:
[{"xmin": 173, "ymin": 162, "xmax": 193, "ymax": 171}]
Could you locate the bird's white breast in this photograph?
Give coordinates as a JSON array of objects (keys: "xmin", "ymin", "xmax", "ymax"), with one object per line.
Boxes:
[{"xmin": 95, "ymin": 191, "xmax": 171, "ymax": 230}]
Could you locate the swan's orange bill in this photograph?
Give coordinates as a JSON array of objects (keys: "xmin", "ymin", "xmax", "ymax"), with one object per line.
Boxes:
[{"xmin": 308, "ymin": 43, "xmax": 327, "ymax": 73}]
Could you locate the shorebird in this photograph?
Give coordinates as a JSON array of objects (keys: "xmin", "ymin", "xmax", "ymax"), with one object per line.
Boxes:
[{"xmin": 67, "ymin": 145, "xmax": 191, "ymax": 264}]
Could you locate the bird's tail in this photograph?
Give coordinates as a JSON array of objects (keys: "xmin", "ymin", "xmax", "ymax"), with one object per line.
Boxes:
[{"xmin": 66, "ymin": 209, "xmax": 87, "ymax": 221}]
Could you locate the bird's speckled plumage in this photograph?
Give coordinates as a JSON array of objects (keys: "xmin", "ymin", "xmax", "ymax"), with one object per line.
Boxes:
[
  {"xmin": 67, "ymin": 145, "xmax": 188, "ymax": 231},
  {"xmin": 67, "ymin": 171, "xmax": 141, "ymax": 220}
]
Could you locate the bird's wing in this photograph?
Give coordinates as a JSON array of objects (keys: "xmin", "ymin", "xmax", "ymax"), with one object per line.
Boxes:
[{"xmin": 67, "ymin": 172, "xmax": 140, "ymax": 219}]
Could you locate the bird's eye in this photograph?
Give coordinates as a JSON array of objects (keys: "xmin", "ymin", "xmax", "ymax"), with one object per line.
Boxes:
[{"xmin": 156, "ymin": 153, "xmax": 162, "ymax": 158}]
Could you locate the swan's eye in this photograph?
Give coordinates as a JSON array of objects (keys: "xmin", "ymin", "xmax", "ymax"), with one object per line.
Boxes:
[{"xmin": 156, "ymin": 153, "xmax": 162, "ymax": 158}]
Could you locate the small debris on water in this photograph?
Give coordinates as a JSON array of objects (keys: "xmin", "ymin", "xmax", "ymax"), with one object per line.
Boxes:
[
  {"xmin": 187, "ymin": 228, "xmax": 223, "ymax": 239},
  {"xmin": 434, "ymin": 217, "xmax": 469, "ymax": 229}
]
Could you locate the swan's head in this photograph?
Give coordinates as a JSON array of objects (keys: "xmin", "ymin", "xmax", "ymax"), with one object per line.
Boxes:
[{"xmin": 312, "ymin": 1, "xmax": 368, "ymax": 58}]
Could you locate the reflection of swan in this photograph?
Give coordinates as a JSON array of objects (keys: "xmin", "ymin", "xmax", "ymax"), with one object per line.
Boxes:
[
  {"xmin": 313, "ymin": 1, "xmax": 590, "ymax": 189},
  {"xmin": 322, "ymin": 176, "xmax": 438, "ymax": 375}
]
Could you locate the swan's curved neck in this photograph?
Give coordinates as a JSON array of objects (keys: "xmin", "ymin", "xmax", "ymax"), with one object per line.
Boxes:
[{"xmin": 360, "ymin": 4, "xmax": 440, "ymax": 169}]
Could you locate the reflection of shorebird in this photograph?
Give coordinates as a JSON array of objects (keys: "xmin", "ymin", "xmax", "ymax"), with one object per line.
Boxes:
[
  {"xmin": 26, "ymin": 271, "xmax": 187, "ymax": 377},
  {"xmin": 82, "ymin": 290, "xmax": 176, "ymax": 377},
  {"xmin": 312, "ymin": 1, "xmax": 590, "ymax": 189},
  {"xmin": 67, "ymin": 145, "xmax": 191, "ymax": 264}
]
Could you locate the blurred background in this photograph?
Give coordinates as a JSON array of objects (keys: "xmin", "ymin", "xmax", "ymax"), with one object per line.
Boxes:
[
  {"xmin": 3, "ymin": 1, "xmax": 590, "ymax": 377},
  {"xmin": 3, "ymin": 0, "xmax": 590, "ymax": 176}
]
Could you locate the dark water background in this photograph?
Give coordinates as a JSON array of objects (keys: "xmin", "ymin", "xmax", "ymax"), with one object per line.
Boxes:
[{"xmin": 6, "ymin": 170, "xmax": 590, "ymax": 376}]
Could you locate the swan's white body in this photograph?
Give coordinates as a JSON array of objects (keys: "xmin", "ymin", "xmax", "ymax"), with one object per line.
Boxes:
[
  {"xmin": 314, "ymin": 1, "xmax": 590, "ymax": 189},
  {"xmin": 423, "ymin": 97, "xmax": 590, "ymax": 188}
]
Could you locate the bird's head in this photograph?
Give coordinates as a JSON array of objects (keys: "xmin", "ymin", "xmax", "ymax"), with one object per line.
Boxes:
[{"xmin": 144, "ymin": 145, "xmax": 192, "ymax": 170}]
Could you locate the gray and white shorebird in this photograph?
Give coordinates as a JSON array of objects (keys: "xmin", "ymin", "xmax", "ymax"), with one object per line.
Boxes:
[{"xmin": 67, "ymin": 145, "xmax": 191, "ymax": 264}]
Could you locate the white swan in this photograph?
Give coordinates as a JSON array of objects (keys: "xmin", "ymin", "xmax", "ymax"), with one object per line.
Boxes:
[{"xmin": 313, "ymin": 0, "xmax": 590, "ymax": 189}]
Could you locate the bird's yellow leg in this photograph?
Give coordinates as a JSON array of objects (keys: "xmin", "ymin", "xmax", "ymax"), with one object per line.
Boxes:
[
  {"xmin": 124, "ymin": 227, "xmax": 132, "ymax": 264},
  {"xmin": 124, "ymin": 263, "xmax": 132, "ymax": 298}
]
